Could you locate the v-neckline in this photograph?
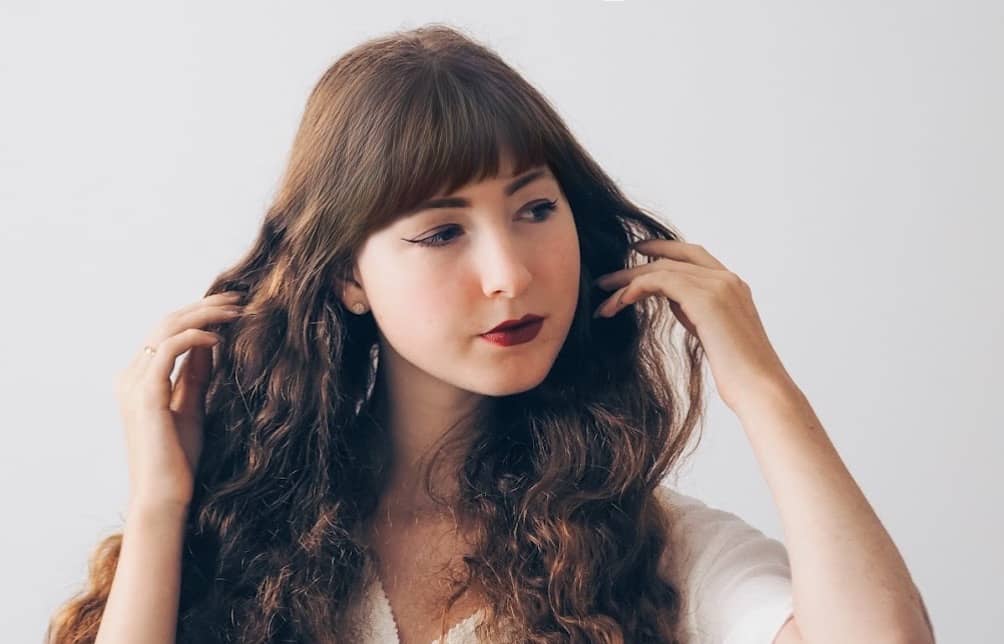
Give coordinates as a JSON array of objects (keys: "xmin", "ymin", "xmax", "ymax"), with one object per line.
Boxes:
[{"xmin": 369, "ymin": 558, "xmax": 484, "ymax": 644}]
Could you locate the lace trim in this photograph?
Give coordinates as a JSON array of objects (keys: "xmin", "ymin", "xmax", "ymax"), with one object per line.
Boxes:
[{"xmin": 368, "ymin": 556, "xmax": 484, "ymax": 644}]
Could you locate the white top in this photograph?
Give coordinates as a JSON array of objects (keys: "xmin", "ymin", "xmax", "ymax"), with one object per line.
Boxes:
[{"xmin": 342, "ymin": 484, "xmax": 794, "ymax": 643}]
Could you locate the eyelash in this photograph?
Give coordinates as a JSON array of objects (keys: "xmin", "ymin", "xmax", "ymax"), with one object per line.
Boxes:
[{"xmin": 412, "ymin": 199, "xmax": 559, "ymax": 248}]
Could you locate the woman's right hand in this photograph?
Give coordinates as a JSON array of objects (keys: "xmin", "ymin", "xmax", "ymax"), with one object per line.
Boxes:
[{"xmin": 114, "ymin": 291, "xmax": 245, "ymax": 511}]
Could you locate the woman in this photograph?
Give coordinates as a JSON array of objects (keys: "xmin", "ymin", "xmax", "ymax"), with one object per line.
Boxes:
[{"xmin": 48, "ymin": 24, "xmax": 933, "ymax": 644}]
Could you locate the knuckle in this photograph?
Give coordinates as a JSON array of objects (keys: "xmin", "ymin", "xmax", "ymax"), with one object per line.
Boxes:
[
  {"xmin": 157, "ymin": 335, "xmax": 179, "ymax": 353},
  {"xmin": 182, "ymin": 327, "xmax": 205, "ymax": 340}
]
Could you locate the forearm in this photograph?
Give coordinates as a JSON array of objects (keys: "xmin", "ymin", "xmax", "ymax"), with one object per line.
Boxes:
[
  {"xmin": 94, "ymin": 502, "xmax": 187, "ymax": 644},
  {"xmin": 733, "ymin": 380, "xmax": 933, "ymax": 644}
]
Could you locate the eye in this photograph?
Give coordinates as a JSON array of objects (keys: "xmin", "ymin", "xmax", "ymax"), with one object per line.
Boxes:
[
  {"xmin": 411, "ymin": 199, "xmax": 559, "ymax": 248},
  {"xmin": 527, "ymin": 198, "xmax": 559, "ymax": 221}
]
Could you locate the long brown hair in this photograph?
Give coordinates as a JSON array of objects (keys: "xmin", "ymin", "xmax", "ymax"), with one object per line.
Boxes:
[{"xmin": 48, "ymin": 23, "xmax": 707, "ymax": 643}]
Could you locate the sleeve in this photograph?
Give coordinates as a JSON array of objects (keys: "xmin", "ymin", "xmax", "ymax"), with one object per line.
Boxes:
[{"xmin": 654, "ymin": 484, "xmax": 795, "ymax": 644}]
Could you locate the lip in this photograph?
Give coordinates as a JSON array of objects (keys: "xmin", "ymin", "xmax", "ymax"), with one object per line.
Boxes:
[
  {"xmin": 483, "ymin": 314, "xmax": 544, "ymax": 334},
  {"xmin": 479, "ymin": 316, "xmax": 545, "ymax": 347}
]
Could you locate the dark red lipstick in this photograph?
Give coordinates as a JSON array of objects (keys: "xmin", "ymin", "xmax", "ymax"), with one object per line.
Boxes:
[
  {"xmin": 484, "ymin": 314, "xmax": 543, "ymax": 333},
  {"xmin": 480, "ymin": 314, "xmax": 545, "ymax": 347}
]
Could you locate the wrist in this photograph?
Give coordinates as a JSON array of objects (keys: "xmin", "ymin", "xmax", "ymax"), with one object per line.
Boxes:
[{"xmin": 729, "ymin": 374, "xmax": 806, "ymax": 421}]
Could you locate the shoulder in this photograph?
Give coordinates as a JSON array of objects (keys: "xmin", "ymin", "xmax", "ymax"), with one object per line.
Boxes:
[{"xmin": 653, "ymin": 484, "xmax": 795, "ymax": 644}]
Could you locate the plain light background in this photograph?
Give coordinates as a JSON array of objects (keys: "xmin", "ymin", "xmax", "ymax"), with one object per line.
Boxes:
[{"xmin": 2, "ymin": 1, "xmax": 1000, "ymax": 641}]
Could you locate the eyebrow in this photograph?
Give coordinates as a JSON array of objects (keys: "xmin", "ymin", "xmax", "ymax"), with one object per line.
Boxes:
[{"xmin": 403, "ymin": 168, "xmax": 553, "ymax": 217}]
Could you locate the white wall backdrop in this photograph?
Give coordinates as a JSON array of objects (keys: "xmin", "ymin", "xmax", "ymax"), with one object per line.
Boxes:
[{"xmin": 2, "ymin": 1, "xmax": 1000, "ymax": 641}]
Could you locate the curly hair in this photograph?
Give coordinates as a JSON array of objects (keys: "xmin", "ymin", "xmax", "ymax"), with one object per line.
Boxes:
[{"xmin": 48, "ymin": 23, "xmax": 708, "ymax": 644}]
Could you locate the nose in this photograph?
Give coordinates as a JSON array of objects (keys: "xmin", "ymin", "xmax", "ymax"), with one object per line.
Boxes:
[{"xmin": 478, "ymin": 230, "xmax": 533, "ymax": 299}]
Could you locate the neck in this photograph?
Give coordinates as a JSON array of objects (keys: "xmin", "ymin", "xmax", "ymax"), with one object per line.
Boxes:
[{"xmin": 367, "ymin": 377, "xmax": 478, "ymax": 522}]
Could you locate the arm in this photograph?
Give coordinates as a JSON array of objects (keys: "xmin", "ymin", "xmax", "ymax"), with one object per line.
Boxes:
[
  {"xmin": 735, "ymin": 379, "xmax": 934, "ymax": 644},
  {"xmin": 94, "ymin": 501, "xmax": 188, "ymax": 644},
  {"xmin": 592, "ymin": 239, "xmax": 933, "ymax": 642}
]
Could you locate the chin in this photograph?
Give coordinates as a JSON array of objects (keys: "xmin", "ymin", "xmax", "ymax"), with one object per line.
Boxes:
[{"xmin": 476, "ymin": 362, "xmax": 554, "ymax": 397}]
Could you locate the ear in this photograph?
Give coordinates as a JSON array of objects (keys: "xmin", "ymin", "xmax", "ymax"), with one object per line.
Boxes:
[{"xmin": 335, "ymin": 264, "xmax": 367, "ymax": 310}]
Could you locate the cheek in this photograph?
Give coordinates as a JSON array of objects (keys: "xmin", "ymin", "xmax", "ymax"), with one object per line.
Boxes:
[
  {"xmin": 543, "ymin": 219, "xmax": 581, "ymax": 296},
  {"xmin": 373, "ymin": 265, "xmax": 459, "ymax": 336}
]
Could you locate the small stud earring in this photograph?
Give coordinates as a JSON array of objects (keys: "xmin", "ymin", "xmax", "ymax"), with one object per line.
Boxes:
[{"xmin": 351, "ymin": 302, "xmax": 367, "ymax": 314}]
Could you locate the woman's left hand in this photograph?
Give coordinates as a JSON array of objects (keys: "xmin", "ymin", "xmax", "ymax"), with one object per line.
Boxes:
[{"xmin": 592, "ymin": 238, "xmax": 795, "ymax": 413}]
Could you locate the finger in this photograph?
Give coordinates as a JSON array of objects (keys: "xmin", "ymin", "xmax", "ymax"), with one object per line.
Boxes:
[
  {"xmin": 593, "ymin": 284, "xmax": 630, "ymax": 318},
  {"xmin": 593, "ymin": 257, "xmax": 712, "ymax": 291},
  {"xmin": 139, "ymin": 303, "xmax": 243, "ymax": 368},
  {"xmin": 138, "ymin": 329, "xmax": 222, "ymax": 409},
  {"xmin": 631, "ymin": 239, "xmax": 729, "ymax": 271},
  {"xmin": 594, "ymin": 270, "xmax": 710, "ymax": 318},
  {"xmin": 169, "ymin": 291, "xmax": 245, "ymax": 320},
  {"xmin": 148, "ymin": 301, "xmax": 244, "ymax": 341},
  {"xmin": 622, "ymin": 270, "xmax": 715, "ymax": 308},
  {"xmin": 121, "ymin": 292, "xmax": 242, "ymax": 378},
  {"xmin": 144, "ymin": 291, "xmax": 244, "ymax": 345}
]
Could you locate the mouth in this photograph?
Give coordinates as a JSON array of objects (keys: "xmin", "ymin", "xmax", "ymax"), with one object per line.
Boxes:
[
  {"xmin": 482, "ymin": 314, "xmax": 545, "ymax": 334},
  {"xmin": 479, "ymin": 315, "xmax": 545, "ymax": 347}
]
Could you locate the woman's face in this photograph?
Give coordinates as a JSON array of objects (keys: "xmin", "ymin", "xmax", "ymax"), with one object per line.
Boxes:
[{"xmin": 341, "ymin": 156, "xmax": 581, "ymax": 397}]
